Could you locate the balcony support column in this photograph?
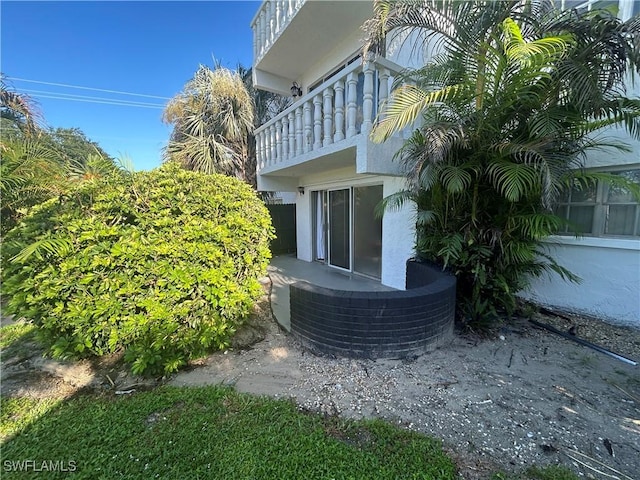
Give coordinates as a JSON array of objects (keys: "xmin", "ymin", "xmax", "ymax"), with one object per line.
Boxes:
[{"xmin": 333, "ymin": 80, "xmax": 345, "ymax": 142}]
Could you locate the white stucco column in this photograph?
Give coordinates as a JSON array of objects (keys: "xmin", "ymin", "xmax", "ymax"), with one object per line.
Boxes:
[{"xmin": 381, "ymin": 177, "xmax": 415, "ymax": 290}]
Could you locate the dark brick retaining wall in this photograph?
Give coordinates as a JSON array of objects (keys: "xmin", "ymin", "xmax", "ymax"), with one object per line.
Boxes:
[{"xmin": 290, "ymin": 260, "xmax": 456, "ymax": 359}]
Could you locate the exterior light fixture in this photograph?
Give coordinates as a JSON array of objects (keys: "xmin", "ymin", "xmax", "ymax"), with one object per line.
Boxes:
[
  {"xmin": 298, "ymin": 186, "xmax": 305, "ymax": 195},
  {"xmin": 291, "ymin": 82, "xmax": 302, "ymax": 98}
]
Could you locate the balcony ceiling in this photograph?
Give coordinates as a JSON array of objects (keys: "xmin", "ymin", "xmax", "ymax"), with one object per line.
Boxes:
[
  {"xmin": 256, "ymin": 1, "xmax": 373, "ymax": 80},
  {"xmin": 261, "ymin": 145, "xmax": 357, "ymax": 178}
]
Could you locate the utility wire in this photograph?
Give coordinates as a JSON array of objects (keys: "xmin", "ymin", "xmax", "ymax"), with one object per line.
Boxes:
[
  {"xmin": 7, "ymin": 76, "xmax": 172, "ymax": 100},
  {"xmin": 21, "ymin": 88, "xmax": 166, "ymax": 108},
  {"xmin": 25, "ymin": 93, "xmax": 165, "ymax": 109}
]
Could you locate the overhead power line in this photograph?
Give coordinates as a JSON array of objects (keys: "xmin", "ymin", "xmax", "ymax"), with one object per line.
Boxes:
[
  {"xmin": 25, "ymin": 93, "xmax": 165, "ymax": 109},
  {"xmin": 7, "ymin": 76, "xmax": 172, "ymax": 100},
  {"xmin": 21, "ymin": 88, "xmax": 166, "ymax": 109}
]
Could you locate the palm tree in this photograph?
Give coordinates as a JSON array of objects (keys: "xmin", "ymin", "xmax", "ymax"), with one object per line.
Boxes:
[
  {"xmin": 1, "ymin": 74, "xmax": 41, "ymax": 135},
  {"xmin": 238, "ymin": 65, "xmax": 292, "ymax": 190},
  {"xmin": 0, "ymin": 133, "xmax": 67, "ymax": 235},
  {"xmin": 1, "ymin": 79, "xmax": 125, "ymax": 235},
  {"xmin": 362, "ymin": 0, "xmax": 640, "ymax": 324},
  {"xmin": 162, "ymin": 65, "xmax": 255, "ymax": 180}
]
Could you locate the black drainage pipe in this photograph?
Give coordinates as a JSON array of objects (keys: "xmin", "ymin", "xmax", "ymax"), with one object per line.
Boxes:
[{"xmin": 529, "ymin": 319, "xmax": 638, "ymax": 366}]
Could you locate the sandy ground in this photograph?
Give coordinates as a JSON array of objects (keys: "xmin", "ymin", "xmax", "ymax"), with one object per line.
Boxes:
[
  {"xmin": 169, "ymin": 312, "xmax": 640, "ymax": 479},
  {"xmin": 2, "ymin": 285, "xmax": 639, "ymax": 479}
]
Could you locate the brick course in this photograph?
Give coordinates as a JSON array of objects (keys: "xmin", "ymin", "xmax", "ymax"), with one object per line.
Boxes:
[{"xmin": 290, "ymin": 260, "xmax": 456, "ymax": 358}]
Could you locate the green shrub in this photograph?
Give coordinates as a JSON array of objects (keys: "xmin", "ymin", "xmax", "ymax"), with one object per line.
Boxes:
[{"xmin": 1, "ymin": 163, "xmax": 274, "ymax": 375}]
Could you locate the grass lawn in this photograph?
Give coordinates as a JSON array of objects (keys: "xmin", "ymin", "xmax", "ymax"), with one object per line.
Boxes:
[{"xmin": 2, "ymin": 385, "xmax": 457, "ymax": 479}]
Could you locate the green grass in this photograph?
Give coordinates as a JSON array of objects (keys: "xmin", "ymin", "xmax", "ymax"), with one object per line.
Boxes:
[
  {"xmin": 0, "ymin": 321, "xmax": 39, "ymax": 360},
  {"xmin": 1, "ymin": 386, "xmax": 457, "ymax": 479},
  {"xmin": 0, "ymin": 321, "xmax": 37, "ymax": 350},
  {"xmin": 0, "ymin": 397, "xmax": 61, "ymax": 442}
]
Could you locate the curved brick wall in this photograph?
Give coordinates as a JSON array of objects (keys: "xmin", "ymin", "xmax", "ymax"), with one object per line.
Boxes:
[{"xmin": 290, "ymin": 260, "xmax": 456, "ymax": 359}]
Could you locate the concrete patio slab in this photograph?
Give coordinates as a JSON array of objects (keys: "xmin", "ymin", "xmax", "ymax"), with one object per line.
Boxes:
[{"xmin": 267, "ymin": 254, "xmax": 396, "ymax": 331}]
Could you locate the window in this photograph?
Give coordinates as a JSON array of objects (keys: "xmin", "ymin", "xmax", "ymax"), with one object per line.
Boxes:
[
  {"xmin": 562, "ymin": 0, "xmax": 619, "ymax": 12},
  {"xmin": 555, "ymin": 168, "xmax": 640, "ymax": 237}
]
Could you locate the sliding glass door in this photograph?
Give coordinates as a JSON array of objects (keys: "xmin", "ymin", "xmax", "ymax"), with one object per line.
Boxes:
[
  {"xmin": 328, "ymin": 189, "xmax": 351, "ymax": 270},
  {"xmin": 312, "ymin": 185, "xmax": 383, "ymax": 278},
  {"xmin": 353, "ymin": 185, "xmax": 383, "ymax": 278}
]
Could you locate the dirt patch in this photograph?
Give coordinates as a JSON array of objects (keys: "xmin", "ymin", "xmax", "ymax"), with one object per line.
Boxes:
[{"xmin": 2, "ymin": 283, "xmax": 639, "ymax": 479}]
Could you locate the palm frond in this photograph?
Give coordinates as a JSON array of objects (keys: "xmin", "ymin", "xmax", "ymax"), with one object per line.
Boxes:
[
  {"xmin": 372, "ymin": 83, "xmax": 465, "ymax": 142},
  {"xmin": 11, "ymin": 237, "xmax": 74, "ymax": 263},
  {"xmin": 488, "ymin": 160, "xmax": 540, "ymax": 202}
]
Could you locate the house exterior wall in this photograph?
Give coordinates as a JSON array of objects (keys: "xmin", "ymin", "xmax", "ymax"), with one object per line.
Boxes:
[
  {"xmin": 294, "ymin": 167, "xmax": 414, "ymax": 290},
  {"xmin": 253, "ymin": 0, "xmax": 639, "ymax": 325},
  {"xmin": 521, "ymin": 9, "xmax": 640, "ymax": 327},
  {"xmin": 381, "ymin": 176, "xmax": 415, "ymax": 289},
  {"xmin": 523, "ymin": 238, "xmax": 640, "ymax": 326}
]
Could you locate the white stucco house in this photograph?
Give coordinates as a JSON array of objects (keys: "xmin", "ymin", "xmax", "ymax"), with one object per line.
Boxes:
[{"xmin": 250, "ymin": 0, "xmax": 640, "ymax": 327}]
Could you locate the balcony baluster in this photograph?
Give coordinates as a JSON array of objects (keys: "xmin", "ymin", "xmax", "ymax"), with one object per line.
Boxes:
[
  {"xmin": 362, "ymin": 59, "xmax": 375, "ymax": 133},
  {"xmin": 295, "ymin": 106, "xmax": 303, "ymax": 156},
  {"xmin": 313, "ymin": 94, "xmax": 322, "ymax": 150},
  {"xmin": 323, "ymin": 87, "xmax": 333, "ymax": 147},
  {"xmin": 282, "ymin": 117, "xmax": 289, "ymax": 160},
  {"xmin": 333, "ymin": 80, "xmax": 345, "ymax": 142},
  {"xmin": 346, "ymin": 72, "xmax": 358, "ymax": 138},
  {"xmin": 255, "ymin": 57, "xmax": 403, "ymax": 174},
  {"xmin": 275, "ymin": 120, "xmax": 283, "ymax": 161}
]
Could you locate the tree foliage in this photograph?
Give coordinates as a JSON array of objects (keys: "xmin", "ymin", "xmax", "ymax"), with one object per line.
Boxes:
[
  {"xmin": 1, "ymin": 74, "xmax": 41, "ymax": 135},
  {"xmin": 163, "ymin": 65, "xmax": 254, "ymax": 180},
  {"xmin": 1, "ymin": 163, "xmax": 275, "ymax": 375},
  {"xmin": 363, "ymin": 0, "xmax": 640, "ymax": 325},
  {"xmin": 42, "ymin": 127, "xmax": 114, "ymax": 172},
  {"xmin": 1, "ymin": 79, "xmax": 120, "ymax": 234}
]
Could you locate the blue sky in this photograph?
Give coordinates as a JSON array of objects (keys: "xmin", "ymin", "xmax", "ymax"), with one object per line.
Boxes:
[{"xmin": 1, "ymin": 1, "xmax": 260, "ymax": 170}]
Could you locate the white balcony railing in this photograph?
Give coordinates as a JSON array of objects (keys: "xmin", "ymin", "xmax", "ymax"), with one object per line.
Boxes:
[
  {"xmin": 251, "ymin": 0, "xmax": 305, "ymax": 63},
  {"xmin": 255, "ymin": 56, "xmax": 403, "ymax": 174}
]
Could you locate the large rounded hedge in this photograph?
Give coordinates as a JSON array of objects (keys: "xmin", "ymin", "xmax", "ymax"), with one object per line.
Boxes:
[{"xmin": 1, "ymin": 164, "xmax": 275, "ymax": 374}]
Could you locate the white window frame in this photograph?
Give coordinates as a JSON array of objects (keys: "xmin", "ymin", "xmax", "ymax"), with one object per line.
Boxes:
[{"xmin": 556, "ymin": 166, "xmax": 640, "ymax": 238}]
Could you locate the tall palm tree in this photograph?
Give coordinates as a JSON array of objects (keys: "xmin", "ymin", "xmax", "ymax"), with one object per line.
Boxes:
[
  {"xmin": 362, "ymin": 0, "xmax": 640, "ymax": 324},
  {"xmin": 238, "ymin": 65, "xmax": 292, "ymax": 190},
  {"xmin": 162, "ymin": 65, "xmax": 255, "ymax": 180}
]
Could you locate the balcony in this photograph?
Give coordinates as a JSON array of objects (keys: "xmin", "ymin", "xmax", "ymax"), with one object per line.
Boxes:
[
  {"xmin": 250, "ymin": 1, "xmax": 374, "ymax": 93},
  {"xmin": 255, "ymin": 55, "xmax": 405, "ymax": 182},
  {"xmin": 252, "ymin": 0, "xmax": 304, "ymax": 65}
]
